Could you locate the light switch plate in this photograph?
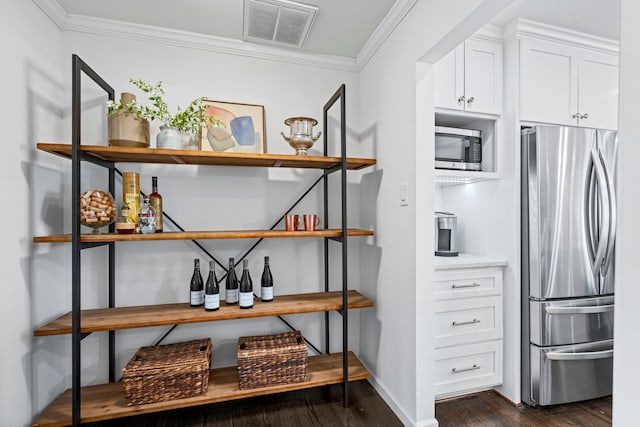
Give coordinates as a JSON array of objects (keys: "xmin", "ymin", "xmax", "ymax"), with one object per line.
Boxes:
[{"xmin": 400, "ymin": 182, "xmax": 409, "ymax": 206}]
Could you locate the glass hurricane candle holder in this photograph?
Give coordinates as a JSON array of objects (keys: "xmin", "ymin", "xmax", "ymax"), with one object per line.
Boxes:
[{"xmin": 79, "ymin": 190, "xmax": 116, "ymax": 234}]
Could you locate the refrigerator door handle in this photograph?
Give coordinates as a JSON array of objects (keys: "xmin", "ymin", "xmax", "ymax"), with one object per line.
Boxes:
[
  {"xmin": 545, "ymin": 304, "xmax": 614, "ymax": 315},
  {"xmin": 585, "ymin": 158, "xmax": 598, "ymax": 261},
  {"xmin": 546, "ymin": 349, "xmax": 614, "ymax": 361},
  {"xmin": 590, "ymin": 146, "xmax": 610, "ymax": 276},
  {"xmin": 599, "ymin": 147, "xmax": 616, "ymax": 277}
]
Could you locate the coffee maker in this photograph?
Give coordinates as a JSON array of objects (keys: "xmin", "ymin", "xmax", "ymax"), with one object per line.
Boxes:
[{"xmin": 434, "ymin": 211, "xmax": 459, "ymax": 256}]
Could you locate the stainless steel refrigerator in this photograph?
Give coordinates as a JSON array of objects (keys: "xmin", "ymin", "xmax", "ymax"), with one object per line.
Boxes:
[{"xmin": 521, "ymin": 125, "xmax": 616, "ymax": 407}]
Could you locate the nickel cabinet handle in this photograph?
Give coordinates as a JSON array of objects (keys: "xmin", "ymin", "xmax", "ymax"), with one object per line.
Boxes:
[
  {"xmin": 451, "ymin": 282, "xmax": 481, "ymax": 289},
  {"xmin": 452, "ymin": 318, "xmax": 480, "ymax": 326},
  {"xmin": 466, "ymin": 96, "xmax": 475, "ymax": 104},
  {"xmin": 452, "ymin": 364, "xmax": 481, "ymax": 373},
  {"xmin": 457, "ymin": 96, "xmax": 465, "ymax": 104},
  {"xmin": 573, "ymin": 113, "xmax": 580, "ymax": 119},
  {"xmin": 582, "ymin": 113, "xmax": 589, "ymax": 119}
]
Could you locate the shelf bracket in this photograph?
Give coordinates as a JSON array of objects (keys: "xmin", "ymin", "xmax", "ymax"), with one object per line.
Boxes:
[
  {"xmin": 79, "ymin": 151, "xmax": 115, "ymax": 169},
  {"xmin": 81, "ymin": 241, "xmax": 112, "ymax": 250}
]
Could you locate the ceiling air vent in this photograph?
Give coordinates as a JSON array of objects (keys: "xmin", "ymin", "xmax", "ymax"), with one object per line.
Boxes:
[{"xmin": 243, "ymin": 0, "xmax": 318, "ymax": 48}]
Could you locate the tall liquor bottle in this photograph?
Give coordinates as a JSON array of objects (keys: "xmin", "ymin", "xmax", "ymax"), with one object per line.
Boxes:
[
  {"xmin": 225, "ymin": 258, "xmax": 239, "ymax": 305},
  {"xmin": 204, "ymin": 260, "xmax": 219, "ymax": 311},
  {"xmin": 190, "ymin": 258, "xmax": 204, "ymax": 307},
  {"xmin": 261, "ymin": 256, "xmax": 274, "ymax": 302},
  {"xmin": 149, "ymin": 176, "xmax": 163, "ymax": 232},
  {"xmin": 239, "ymin": 259, "xmax": 254, "ymax": 309}
]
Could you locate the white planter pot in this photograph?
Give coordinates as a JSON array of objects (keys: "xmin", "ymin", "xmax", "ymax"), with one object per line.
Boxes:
[{"xmin": 156, "ymin": 126, "xmax": 199, "ymax": 150}]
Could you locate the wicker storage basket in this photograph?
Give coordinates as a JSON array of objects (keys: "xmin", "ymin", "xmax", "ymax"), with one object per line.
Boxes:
[
  {"xmin": 237, "ymin": 330, "xmax": 308, "ymax": 390},
  {"xmin": 122, "ymin": 338, "xmax": 212, "ymax": 406}
]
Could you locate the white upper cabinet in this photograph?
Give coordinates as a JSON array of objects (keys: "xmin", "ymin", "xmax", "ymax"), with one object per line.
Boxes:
[
  {"xmin": 434, "ymin": 38, "xmax": 503, "ymax": 116},
  {"xmin": 520, "ymin": 38, "xmax": 619, "ymax": 130}
]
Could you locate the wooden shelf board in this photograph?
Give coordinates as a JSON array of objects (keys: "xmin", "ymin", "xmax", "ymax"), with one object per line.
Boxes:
[
  {"xmin": 31, "ymin": 352, "xmax": 368, "ymax": 427},
  {"xmin": 33, "ymin": 228, "xmax": 374, "ymax": 244},
  {"xmin": 36, "ymin": 143, "xmax": 377, "ymax": 170},
  {"xmin": 34, "ymin": 290, "xmax": 374, "ymax": 336}
]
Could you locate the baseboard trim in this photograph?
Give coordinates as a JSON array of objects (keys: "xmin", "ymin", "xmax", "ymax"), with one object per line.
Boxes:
[
  {"xmin": 435, "ymin": 388, "xmax": 522, "ymax": 408},
  {"xmin": 367, "ymin": 375, "xmax": 415, "ymax": 426},
  {"xmin": 415, "ymin": 418, "xmax": 439, "ymax": 427},
  {"xmin": 491, "ymin": 389, "xmax": 522, "ymax": 407},
  {"xmin": 366, "ymin": 375, "xmax": 439, "ymax": 427}
]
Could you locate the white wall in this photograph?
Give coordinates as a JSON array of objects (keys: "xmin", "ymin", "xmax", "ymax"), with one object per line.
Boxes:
[
  {"xmin": 357, "ymin": 1, "xmax": 508, "ymax": 425},
  {"xmin": 0, "ymin": 1, "xmax": 64, "ymax": 425},
  {"xmin": 613, "ymin": 1, "xmax": 640, "ymax": 425}
]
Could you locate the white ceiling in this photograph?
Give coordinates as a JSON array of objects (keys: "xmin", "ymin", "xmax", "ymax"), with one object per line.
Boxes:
[
  {"xmin": 52, "ymin": 0, "xmax": 621, "ymax": 61},
  {"xmin": 56, "ymin": 0, "xmax": 397, "ymax": 58}
]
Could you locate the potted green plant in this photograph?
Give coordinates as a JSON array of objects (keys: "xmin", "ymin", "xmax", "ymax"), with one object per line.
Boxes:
[{"xmin": 108, "ymin": 79, "xmax": 222, "ymax": 150}]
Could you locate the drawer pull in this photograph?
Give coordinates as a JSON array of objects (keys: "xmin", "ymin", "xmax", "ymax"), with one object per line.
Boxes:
[
  {"xmin": 452, "ymin": 364, "xmax": 481, "ymax": 373},
  {"xmin": 452, "ymin": 318, "xmax": 480, "ymax": 326},
  {"xmin": 451, "ymin": 282, "xmax": 481, "ymax": 289}
]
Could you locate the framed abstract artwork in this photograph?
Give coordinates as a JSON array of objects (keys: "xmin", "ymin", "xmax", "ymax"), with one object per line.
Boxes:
[{"xmin": 200, "ymin": 99, "xmax": 266, "ymax": 153}]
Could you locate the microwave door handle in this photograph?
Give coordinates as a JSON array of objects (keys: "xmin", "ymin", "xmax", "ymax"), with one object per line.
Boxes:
[
  {"xmin": 590, "ymin": 146, "xmax": 609, "ymax": 276},
  {"xmin": 599, "ymin": 148, "xmax": 616, "ymax": 277}
]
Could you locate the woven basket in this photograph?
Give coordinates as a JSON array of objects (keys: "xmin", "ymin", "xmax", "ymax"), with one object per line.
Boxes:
[
  {"xmin": 237, "ymin": 330, "xmax": 308, "ymax": 390},
  {"xmin": 122, "ymin": 338, "xmax": 212, "ymax": 406}
]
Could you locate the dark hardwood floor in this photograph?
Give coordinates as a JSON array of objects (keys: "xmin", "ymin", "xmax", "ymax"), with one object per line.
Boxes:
[
  {"xmin": 435, "ymin": 391, "xmax": 612, "ymax": 427},
  {"xmin": 85, "ymin": 381, "xmax": 612, "ymax": 426},
  {"xmin": 87, "ymin": 380, "xmax": 404, "ymax": 427}
]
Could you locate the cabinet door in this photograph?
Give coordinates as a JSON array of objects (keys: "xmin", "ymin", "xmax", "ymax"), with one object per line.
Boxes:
[
  {"xmin": 520, "ymin": 38, "xmax": 578, "ymax": 126},
  {"xmin": 464, "ymin": 39, "xmax": 503, "ymax": 115},
  {"xmin": 578, "ymin": 52, "xmax": 619, "ymax": 130},
  {"xmin": 434, "ymin": 44, "xmax": 465, "ymax": 111}
]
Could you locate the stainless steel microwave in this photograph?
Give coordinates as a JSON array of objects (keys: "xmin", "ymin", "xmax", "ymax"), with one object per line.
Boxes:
[{"xmin": 435, "ymin": 126, "xmax": 482, "ymax": 171}]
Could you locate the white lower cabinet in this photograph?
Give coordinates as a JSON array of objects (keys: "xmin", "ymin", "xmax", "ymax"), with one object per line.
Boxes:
[{"xmin": 434, "ymin": 264, "xmax": 504, "ymax": 399}]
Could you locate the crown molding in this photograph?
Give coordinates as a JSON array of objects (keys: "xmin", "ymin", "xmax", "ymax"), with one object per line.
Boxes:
[
  {"xmin": 32, "ymin": 0, "xmax": 67, "ymax": 28},
  {"xmin": 471, "ymin": 24, "xmax": 504, "ymax": 44},
  {"xmin": 32, "ymin": 0, "xmax": 359, "ymax": 72},
  {"xmin": 356, "ymin": 0, "xmax": 419, "ymax": 69},
  {"xmin": 511, "ymin": 18, "xmax": 619, "ymax": 55}
]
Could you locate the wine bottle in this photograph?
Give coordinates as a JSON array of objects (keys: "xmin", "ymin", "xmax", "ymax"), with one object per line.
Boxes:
[
  {"xmin": 225, "ymin": 257, "xmax": 239, "ymax": 305},
  {"xmin": 190, "ymin": 258, "xmax": 204, "ymax": 307},
  {"xmin": 261, "ymin": 256, "xmax": 274, "ymax": 302},
  {"xmin": 239, "ymin": 259, "xmax": 254, "ymax": 309},
  {"xmin": 149, "ymin": 176, "xmax": 163, "ymax": 232},
  {"xmin": 204, "ymin": 260, "xmax": 219, "ymax": 311}
]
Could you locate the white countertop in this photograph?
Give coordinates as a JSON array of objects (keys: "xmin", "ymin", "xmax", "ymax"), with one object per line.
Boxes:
[{"xmin": 434, "ymin": 253, "xmax": 508, "ymax": 270}]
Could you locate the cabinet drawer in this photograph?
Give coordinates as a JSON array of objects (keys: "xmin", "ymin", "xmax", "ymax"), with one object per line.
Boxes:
[
  {"xmin": 434, "ymin": 268, "xmax": 502, "ymax": 301},
  {"xmin": 434, "ymin": 340, "xmax": 503, "ymax": 398},
  {"xmin": 434, "ymin": 296, "xmax": 503, "ymax": 348}
]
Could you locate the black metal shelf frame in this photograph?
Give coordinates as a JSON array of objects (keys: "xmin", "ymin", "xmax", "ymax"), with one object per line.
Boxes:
[
  {"xmin": 67, "ymin": 54, "xmax": 352, "ymax": 425},
  {"xmin": 71, "ymin": 54, "xmax": 115, "ymax": 426}
]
